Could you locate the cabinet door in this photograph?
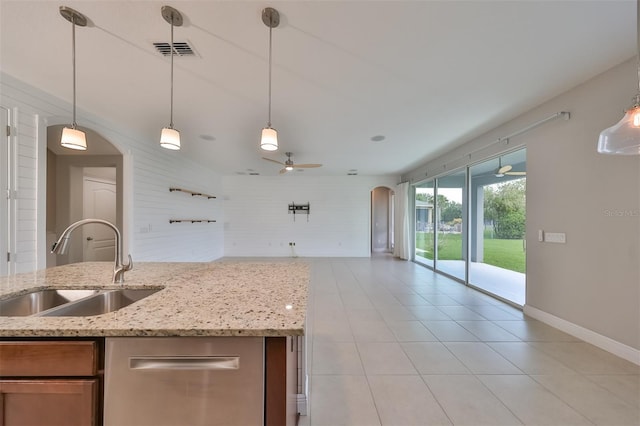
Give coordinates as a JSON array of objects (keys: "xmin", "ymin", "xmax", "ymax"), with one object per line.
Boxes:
[{"xmin": 0, "ymin": 379, "xmax": 97, "ymax": 426}]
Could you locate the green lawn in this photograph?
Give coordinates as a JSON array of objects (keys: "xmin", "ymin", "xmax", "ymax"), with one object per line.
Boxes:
[{"xmin": 415, "ymin": 232, "xmax": 525, "ymax": 273}]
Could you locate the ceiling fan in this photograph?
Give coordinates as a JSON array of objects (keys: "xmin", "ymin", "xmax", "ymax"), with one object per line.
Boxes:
[
  {"xmin": 495, "ymin": 157, "xmax": 526, "ymax": 177},
  {"xmin": 262, "ymin": 152, "xmax": 322, "ymax": 174}
]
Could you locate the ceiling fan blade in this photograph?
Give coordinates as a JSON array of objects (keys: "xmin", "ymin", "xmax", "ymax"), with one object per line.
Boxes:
[
  {"xmin": 292, "ymin": 163, "xmax": 322, "ymax": 168},
  {"xmin": 279, "ymin": 167, "xmax": 288, "ymax": 174},
  {"xmin": 497, "ymin": 164, "xmax": 513, "ymax": 174},
  {"xmin": 262, "ymin": 157, "xmax": 285, "ymax": 166},
  {"xmin": 505, "ymin": 171, "xmax": 526, "ymax": 176}
]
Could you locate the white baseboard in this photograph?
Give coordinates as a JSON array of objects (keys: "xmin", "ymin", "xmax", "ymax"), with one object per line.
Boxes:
[{"xmin": 523, "ymin": 304, "xmax": 640, "ymax": 366}]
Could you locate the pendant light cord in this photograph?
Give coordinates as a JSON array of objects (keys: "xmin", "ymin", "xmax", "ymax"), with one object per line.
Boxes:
[
  {"xmin": 71, "ymin": 15, "xmax": 77, "ymax": 129},
  {"xmin": 636, "ymin": 0, "xmax": 639, "ymax": 95},
  {"xmin": 267, "ymin": 17, "xmax": 273, "ymax": 128},
  {"xmin": 170, "ymin": 15, "xmax": 175, "ymax": 129}
]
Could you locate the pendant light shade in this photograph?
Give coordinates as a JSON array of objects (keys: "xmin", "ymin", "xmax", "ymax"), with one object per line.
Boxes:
[
  {"xmin": 61, "ymin": 127, "xmax": 88, "ymax": 150},
  {"xmin": 160, "ymin": 6, "xmax": 183, "ymax": 150},
  {"xmin": 59, "ymin": 6, "xmax": 88, "ymax": 151},
  {"xmin": 160, "ymin": 127, "xmax": 181, "ymax": 150},
  {"xmin": 261, "ymin": 127, "xmax": 278, "ymax": 151},
  {"xmin": 597, "ymin": 96, "xmax": 640, "ymax": 155},
  {"xmin": 597, "ymin": 0, "xmax": 640, "ymax": 155},
  {"xmin": 260, "ymin": 7, "xmax": 280, "ymax": 151}
]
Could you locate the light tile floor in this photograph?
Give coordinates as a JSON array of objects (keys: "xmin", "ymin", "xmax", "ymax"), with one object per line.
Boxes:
[{"xmin": 299, "ymin": 256, "xmax": 640, "ymax": 426}]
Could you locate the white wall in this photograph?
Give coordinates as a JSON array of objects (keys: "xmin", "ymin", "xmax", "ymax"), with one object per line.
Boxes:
[
  {"xmin": 0, "ymin": 73, "xmax": 224, "ymax": 269},
  {"xmin": 2, "ymin": 86, "xmax": 41, "ymax": 274},
  {"xmin": 223, "ymin": 175, "xmax": 398, "ymax": 257},
  {"xmin": 403, "ymin": 58, "xmax": 640, "ymax": 358},
  {"xmin": 525, "ymin": 58, "xmax": 639, "ymax": 354}
]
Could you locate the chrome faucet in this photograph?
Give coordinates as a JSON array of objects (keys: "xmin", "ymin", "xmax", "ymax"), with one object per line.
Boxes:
[{"xmin": 52, "ymin": 218, "xmax": 133, "ymax": 283}]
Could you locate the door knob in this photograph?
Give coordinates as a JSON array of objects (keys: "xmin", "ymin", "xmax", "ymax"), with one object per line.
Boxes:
[{"xmin": 86, "ymin": 237, "xmax": 93, "ymax": 241}]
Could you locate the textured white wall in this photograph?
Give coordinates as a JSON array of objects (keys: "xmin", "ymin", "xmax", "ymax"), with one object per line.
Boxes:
[
  {"xmin": 223, "ymin": 175, "xmax": 398, "ymax": 257},
  {"xmin": 0, "ymin": 73, "xmax": 224, "ymax": 269},
  {"xmin": 131, "ymin": 154, "xmax": 224, "ymax": 262},
  {"xmin": 13, "ymin": 106, "xmax": 39, "ymax": 273}
]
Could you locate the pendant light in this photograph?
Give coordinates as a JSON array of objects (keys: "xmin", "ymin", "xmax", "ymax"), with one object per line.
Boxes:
[
  {"xmin": 260, "ymin": 7, "xmax": 280, "ymax": 151},
  {"xmin": 597, "ymin": 0, "xmax": 640, "ymax": 155},
  {"xmin": 59, "ymin": 6, "xmax": 88, "ymax": 151},
  {"xmin": 160, "ymin": 6, "xmax": 183, "ymax": 150}
]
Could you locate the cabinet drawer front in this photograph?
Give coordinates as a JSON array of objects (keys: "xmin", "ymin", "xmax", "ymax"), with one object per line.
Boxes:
[
  {"xmin": 0, "ymin": 341, "xmax": 97, "ymax": 377},
  {"xmin": 0, "ymin": 379, "xmax": 97, "ymax": 426}
]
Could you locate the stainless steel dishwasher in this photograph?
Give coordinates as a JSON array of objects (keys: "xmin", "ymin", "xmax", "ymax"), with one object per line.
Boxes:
[{"xmin": 104, "ymin": 337, "xmax": 264, "ymax": 426}]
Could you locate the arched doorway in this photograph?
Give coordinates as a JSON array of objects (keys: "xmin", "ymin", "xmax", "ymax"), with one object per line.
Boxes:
[
  {"xmin": 46, "ymin": 125, "xmax": 123, "ymax": 267},
  {"xmin": 371, "ymin": 186, "xmax": 395, "ymax": 254}
]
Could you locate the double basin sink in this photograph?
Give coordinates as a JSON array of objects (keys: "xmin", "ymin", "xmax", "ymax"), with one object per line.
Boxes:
[{"xmin": 0, "ymin": 288, "xmax": 161, "ymax": 317}]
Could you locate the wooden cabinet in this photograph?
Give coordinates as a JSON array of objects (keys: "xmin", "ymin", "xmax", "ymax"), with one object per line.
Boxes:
[
  {"xmin": 265, "ymin": 336, "xmax": 299, "ymax": 426},
  {"xmin": 0, "ymin": 379, "xmax": 97, "ymax": 426},
  {"xmin": 0, "ymin": 340, "xmax": 101, "ymax": 426}
]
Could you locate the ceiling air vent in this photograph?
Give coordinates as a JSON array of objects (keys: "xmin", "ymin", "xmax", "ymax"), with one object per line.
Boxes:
[{"xmin": 153, "ymin": 41, "xmax": 195, "ymax": 57}]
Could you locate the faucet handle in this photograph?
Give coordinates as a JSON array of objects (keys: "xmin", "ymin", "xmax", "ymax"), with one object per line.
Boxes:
[{"xmin": 124, "ymin": 254, "xmax": 133, "ymax": 271}]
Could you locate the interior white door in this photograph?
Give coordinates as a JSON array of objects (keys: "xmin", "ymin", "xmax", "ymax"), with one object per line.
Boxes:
[
  {"xmin": 82, "ymin": 176, "xmax": 116, "ymax": 262},
  {"xmin": 0, "ymin": 107, "xmax": 8, "ymax": 276}
]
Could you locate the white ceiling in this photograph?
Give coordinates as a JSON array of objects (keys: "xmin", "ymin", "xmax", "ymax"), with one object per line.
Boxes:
[{"xmin": 1, "ymin": 1, "xmax": 634, "ymax": 176}]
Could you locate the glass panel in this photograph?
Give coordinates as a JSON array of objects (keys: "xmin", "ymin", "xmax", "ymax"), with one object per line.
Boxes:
[
  {"xmin": 435, "ymin": 170, "xmax": 466, "ymax": 281},
  {"xmin": 414, "ymin": 181, "xmax": 434, "ymax": 268},
  {"xmin": 468, "ymin": 149, "xmax": 526, "ymax": 305}
]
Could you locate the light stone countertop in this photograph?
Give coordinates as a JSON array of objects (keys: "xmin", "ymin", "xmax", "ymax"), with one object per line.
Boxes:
[{"xmin": 0, "ymin": 261, "xmax": 309, "ymax": 337}]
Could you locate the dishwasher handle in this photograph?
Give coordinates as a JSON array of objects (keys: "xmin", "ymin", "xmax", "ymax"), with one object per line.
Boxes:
[{"xmin": 129, "ymin": 356, "xmax": 240, "ymax": 370}]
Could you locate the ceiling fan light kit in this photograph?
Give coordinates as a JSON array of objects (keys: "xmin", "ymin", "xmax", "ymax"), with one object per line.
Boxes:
[
  {"xmin": 597, "ymin": 0, "xmax": 640, "ymax": 155},
  {"xmin": 59, "ymin": 6, "xmax": 88, "ymax": 151},
  {"xmin": 160, "ymin": 5, "xmax": 183, "ymax": 151},
  {"xmin": 262, "ymin": 152, "xmax": 322, "ymax": 174},
  {"xmin": 260, "ymin": 7, "xmax": 280, "ymax": 152}
]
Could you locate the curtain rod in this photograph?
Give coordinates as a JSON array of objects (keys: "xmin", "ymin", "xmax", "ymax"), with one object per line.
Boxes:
[
  {"xmin": 414, "ymin": 111, "xmax": 571, "ymax": 181},
  {"xmin": 498, "ymin": 111, "xmax": 570, "ymax": 143},
  {"xmin": 409, "ymin": 111, "xmax": 571, "ymax": 183},
  {"xmin": 466, "ymin": 111, "xmax": 570, "ymax": 159}
]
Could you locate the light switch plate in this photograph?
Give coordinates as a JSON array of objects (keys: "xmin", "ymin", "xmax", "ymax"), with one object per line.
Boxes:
[{"xmin": 545, "ymin": 232, "xmax": 566, "ymax": 243}]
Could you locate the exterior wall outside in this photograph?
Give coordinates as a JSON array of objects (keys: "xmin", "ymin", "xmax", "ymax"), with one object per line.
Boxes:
[
  {"xmin": 223, "ymin": 175, "xmax": 398, "ymax": 257},
  {"xmin": 403, "ymin": 58, "xmax": 640, "ymax": 354}
]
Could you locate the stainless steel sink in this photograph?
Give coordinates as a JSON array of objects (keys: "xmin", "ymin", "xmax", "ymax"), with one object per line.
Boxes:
[
  {"xmin": 40, "ymin": 288, "xmax": 161, "ymax": 317},
  {"xmin": 0, "ymin": 289, "xmax": 100, "ymax": 316}
]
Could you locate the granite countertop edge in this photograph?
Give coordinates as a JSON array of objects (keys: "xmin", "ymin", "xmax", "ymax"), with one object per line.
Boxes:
[{"xmin": 0, "ymin": 261, "xmax": 309, "ymax": 338}]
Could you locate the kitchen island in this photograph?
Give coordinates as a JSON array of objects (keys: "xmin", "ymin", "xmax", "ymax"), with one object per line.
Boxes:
[
  {"xmin": 0, "ymin": 261, "xmax": 309, "ymax": 337},
  {"xmin": 0, "ymin": 261, "xmax": 309, "ymax": 426}
]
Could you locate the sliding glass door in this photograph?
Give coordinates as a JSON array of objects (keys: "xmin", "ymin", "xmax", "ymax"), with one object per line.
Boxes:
[
  {"xmin": 468, "ymin": 149, "xmax": 526, "ymax": 305},
  {"xmin": 435, "ymin": 171, "xmax": 466, "ymax": 281},
  {"xmin": 412, "ymin": 148, "xmax": 526, "ymax": 306},
  {"xmin": 414, "ymin": 181, "xmax": 434, "ymax": 268}
]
